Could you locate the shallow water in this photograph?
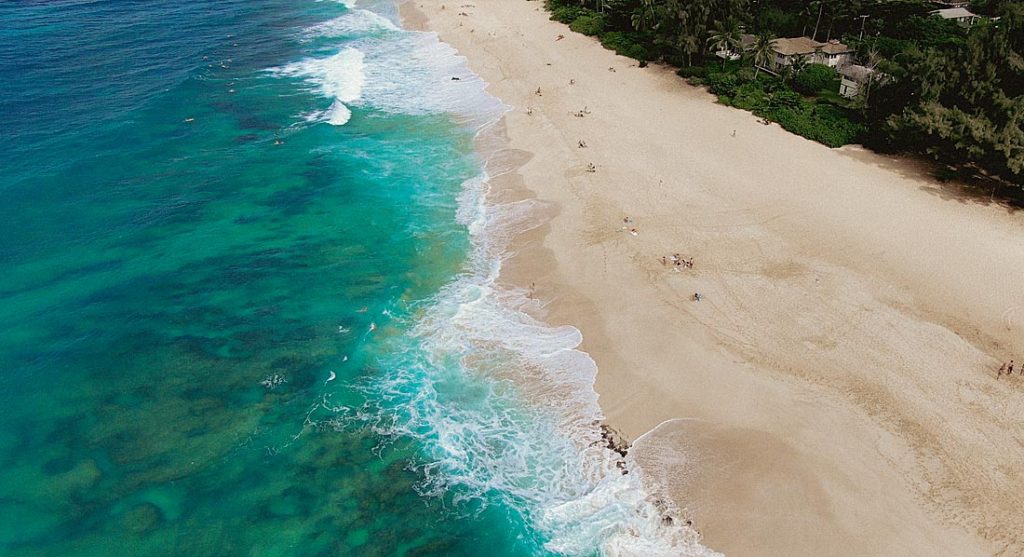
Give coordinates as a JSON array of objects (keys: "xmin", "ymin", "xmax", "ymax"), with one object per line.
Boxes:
[{"xmin": 0, "ymin": 1, "xmax": 713, "ymax": 555}]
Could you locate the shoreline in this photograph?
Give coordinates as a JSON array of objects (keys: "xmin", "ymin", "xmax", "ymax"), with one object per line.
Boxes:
[{"xmin": 402, "ymin": 1, "xmax": 1024, "ymax": 555}]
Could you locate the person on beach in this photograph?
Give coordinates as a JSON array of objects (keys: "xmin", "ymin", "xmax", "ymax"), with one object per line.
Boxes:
[
  {"xmin": 661, "ymin": 256, "xmax": 667, "ymax": 266},
  {"xmin": 535, "ymin": 87, "xmax": 542, "ymax": 96},
  {"xmin": 578, "ymin": 139, "xmax": 587, "ymax": 148},
  {"xmin": 693, "ymin": 292, "xmax": 702, "ymax": 301},
  {"xmin": 1009, "ymin": 360, "xmax": 1015, "ymax": 375}
]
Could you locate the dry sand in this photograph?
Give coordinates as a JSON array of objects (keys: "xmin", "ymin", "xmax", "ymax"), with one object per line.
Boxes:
[{"xmin": 402, "ymin": 1, "xmax": 1024, "ymax": 555}]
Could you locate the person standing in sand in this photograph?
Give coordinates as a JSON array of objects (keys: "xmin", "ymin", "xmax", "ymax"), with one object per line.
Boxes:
[{"xmin": 1009, "ymin": 360, "xmax": 1015, "ymax": 375}]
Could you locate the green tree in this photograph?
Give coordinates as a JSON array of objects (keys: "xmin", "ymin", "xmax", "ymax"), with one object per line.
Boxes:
[
  {"xmin": 751, "ymin": 30, "xmax": 776, "ymax": 77},
  {"xmin": 792, "ymin": 63, "xmax": 837, "ymax": 94},
  {"xmin": 867, "ymin": 1, "xmax": 1024, "ymax": 183},
  {"xmin": 631, "ymin": 0, "xmax": 660, "ymax": 31},
  {"xmin": 680, "ymin": 29, "xmax": 702, "ymax": 67},
  {"xmin": 707, "ymin": 18, "xmax": 743, "ymax": 66},
  {"xmin": 789, "ymin": 53, "xmax": 809, "ymax": 75}
]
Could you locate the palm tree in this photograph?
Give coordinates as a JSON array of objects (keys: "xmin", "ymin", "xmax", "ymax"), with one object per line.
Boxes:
[
  {"xmin": 751, "ymin": 31, "xmax": 776, "ymax": 78},
  {"xmin": 631, "ymin": 0, "xmax": 660, "ymax": 32},
  {"xmin": 789, "ymin": 53, "xmax": 809, "ymax": 75},
  {"xmin": 706, "ymin": 19, "xmax": 742, "ymax": 67},
  {"xmin": 679, "ymin": 30, "xmax": 701, "ymax": 68},
  {"xmin": 811, "ymin": 0, "xmax": 824, "ymax": 40}
]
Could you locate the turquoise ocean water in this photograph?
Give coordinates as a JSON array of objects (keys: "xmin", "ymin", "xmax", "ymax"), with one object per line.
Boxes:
[{"xmin": 0, "ymin": 1, "xmax": 714, "ymax": 555}]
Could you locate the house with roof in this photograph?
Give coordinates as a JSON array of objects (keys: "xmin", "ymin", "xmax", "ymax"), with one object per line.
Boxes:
[
  {"xmin": 838, "ymin": 64, "xmax": 893, "ymax": 99},
  {"xmin": 838, "ymin": 64, "xmax": 875, "ymax": 98},
  {"xmin": 771, "ymin": 37, "xmax": 854, "ymax": 69},
  {"xmin": 931, "ymin": 7, "xmax": 980, "ymax": 26}
]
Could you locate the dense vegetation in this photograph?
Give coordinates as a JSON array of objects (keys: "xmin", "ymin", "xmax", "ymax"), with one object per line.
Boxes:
[{"xmin": 544, "ymin": 0, "xmax": 1024, "ymax": 187}]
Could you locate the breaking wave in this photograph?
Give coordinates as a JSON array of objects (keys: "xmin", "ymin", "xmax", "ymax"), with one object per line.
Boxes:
[{"xmin": 287, "ymin": 2, "xmax": 718, "ymax": 554}]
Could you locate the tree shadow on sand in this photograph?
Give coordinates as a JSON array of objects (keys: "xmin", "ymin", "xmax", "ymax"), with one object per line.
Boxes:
[{"xmin": 836, "ymin": 145, "xmax": 1024, "ymax": 214}]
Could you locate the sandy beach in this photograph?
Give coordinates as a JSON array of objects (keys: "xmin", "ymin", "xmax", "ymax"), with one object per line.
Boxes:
[{"xmin": 404, "ymin": 1, "xmax": 1024, "ymax": 555}]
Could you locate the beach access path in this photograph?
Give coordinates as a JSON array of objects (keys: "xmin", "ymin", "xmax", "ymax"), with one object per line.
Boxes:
[{"xmin": 402, "ymin": 1, "xmax": 1024, "ymax": 555}]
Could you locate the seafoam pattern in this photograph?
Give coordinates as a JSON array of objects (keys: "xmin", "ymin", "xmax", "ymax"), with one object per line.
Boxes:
[{"xmin": 285, "ymin": 3, "xmax": 720, "ymax": 555}]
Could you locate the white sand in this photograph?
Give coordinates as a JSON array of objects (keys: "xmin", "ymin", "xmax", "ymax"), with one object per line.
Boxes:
[{"xmin": 404, "ymin": 1, "xmax": 1024, "ymax": 554}]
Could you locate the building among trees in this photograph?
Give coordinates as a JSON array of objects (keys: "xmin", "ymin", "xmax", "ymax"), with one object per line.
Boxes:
[
  {"xmin": 838, "ymin": 64, "xmax": 876, "ymax": 98},
  {"xmin": 930, "ymin": 7, "xmax": 981, "ymax": 26},
  {"xmin": 770, "ymin": 37, "xmax": 854, "ymax": 68}
]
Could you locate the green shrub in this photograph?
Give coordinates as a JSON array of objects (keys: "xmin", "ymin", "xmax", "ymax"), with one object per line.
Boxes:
[
  {"xmin": 676, "ymin": 66, "xmax": 707, "ymax": 78},
  {"xmin": 599, "ymin": 32, "xmax": 650, "ymax": 61},
  {"xmin": 771, "ymin": 104, "xmax": 862, "ymax": 147},
  {"xmin": 731, "ymin": 82, "xmax": 770, "ymax": 111},
  {"xmin": 547, "ymin": 3, "xmax": 588, "ymax": 24},
  {"xmin": 736, "ymin": 67, "xmax": 756, "ymax": 82},
  {"xmin": 792, "ymin": 63, "xmax": 838, "ymax": 95},
  {"xmin": 767, "ymin": 89, "xmax": 802, "ymax": 110},
  {"xmin": 707, "ymin": 72, "xmax": 741, "ymax": 96},
  {"xmin": 569, "ymin": 13, "xmax": 605, "ymax": 36}
]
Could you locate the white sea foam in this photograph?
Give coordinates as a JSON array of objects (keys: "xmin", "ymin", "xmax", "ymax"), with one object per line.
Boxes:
[
  {"xmin": 355, "ymin": 31, "xmax": 502, "ymax": 125},
  {"xmin": 304, "ymin": 10, "xmax": 397, "ymax": 39},
  {"xmin": 287, "ymin": 4, "xmax": 718, "ymax": 554},
  {"xmin": 273, "ymin": 47, "xmax": 365, "ymax": 125},
  {"xmin": 363, "ymin": 171, "xmax": 721, "ymax": 556},
  {"xmin": 275, "ymin": 7, "xmax": 501, "ymax": 128}
]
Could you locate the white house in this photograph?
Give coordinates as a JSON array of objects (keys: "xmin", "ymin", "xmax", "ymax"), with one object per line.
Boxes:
[
  {"xmin": 771, "ymin": 37, "xmax": 854, "ymax": 69},
  {"xmin": 931, "ymin": 7, "xmax": 980, "ymax": 26}
]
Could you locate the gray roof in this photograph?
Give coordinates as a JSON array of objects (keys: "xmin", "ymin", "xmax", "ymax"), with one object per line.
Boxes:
[
  {"xmin": 771, "ymin": 37, "xmax": 852, "ymax": 56},
  {"xmin": 931, "ymin": 7, "xmax": 977, "ymax": 19},
  {"xmin": 839, "ymin": 64, "xmax": 875, "ymax": 82}
]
